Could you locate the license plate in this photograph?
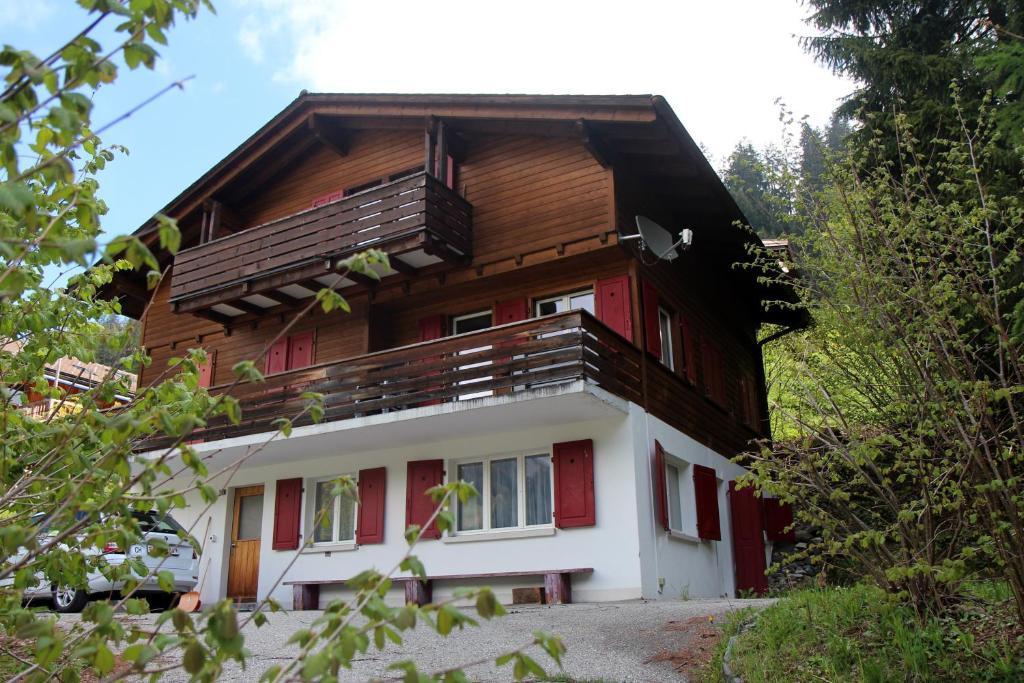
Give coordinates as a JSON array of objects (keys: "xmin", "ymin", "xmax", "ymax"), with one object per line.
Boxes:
[{"xmin": 146, "ymin": 544, "xmax": 180, "ymax": 557}]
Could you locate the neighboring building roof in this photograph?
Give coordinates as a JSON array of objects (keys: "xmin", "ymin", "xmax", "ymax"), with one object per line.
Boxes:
[{"xmin": 2, "ymin": 340, "xmax": 138, "ymax": 395}]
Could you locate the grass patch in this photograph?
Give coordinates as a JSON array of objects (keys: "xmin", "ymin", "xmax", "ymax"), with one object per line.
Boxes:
[{"xmin": 700, "ymin": 583, "xmax": 1023, "ymax": 682}]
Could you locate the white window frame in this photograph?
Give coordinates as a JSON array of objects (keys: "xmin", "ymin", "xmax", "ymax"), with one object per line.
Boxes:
[
  {"xmin": 662, "ymin": 452, "xmax": 699, "ymax": 540},
  {"xmin": 452, "ymin": 310, "xmax": 493, "ymax": 400},
  {"xmin": 534, "ymin": 289, "xmax": 595, "ymax": 318},
  {"xmin": 449, "ymin": 451, "xmax": 555, "ymax": 536},
  {"xmin": 658, "ymin": 306, "xmax": 674, "ymax": 370},
  {"xmin": 306, "ymin": 474, "xmax": 358, "ymax": 550}
]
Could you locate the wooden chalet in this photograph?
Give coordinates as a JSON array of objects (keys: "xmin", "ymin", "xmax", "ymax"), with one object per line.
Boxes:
[{"xmin": 105, "ymin": 94, "xmax": 802, "ymax": 608}]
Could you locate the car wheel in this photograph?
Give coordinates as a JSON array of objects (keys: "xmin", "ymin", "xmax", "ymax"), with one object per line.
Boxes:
[
  {"xmin": 52, "ymin": 587, "xmax": 88, "ymax": 613},
  {"xmin": 145, "ymin": 593, "xmax": 180, "ymax": 612}
]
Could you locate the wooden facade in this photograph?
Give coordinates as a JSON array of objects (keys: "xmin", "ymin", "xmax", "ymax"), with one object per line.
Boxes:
[{"xmin": 109, "ymin": 94, "xmax": 800, "ymax": 458}]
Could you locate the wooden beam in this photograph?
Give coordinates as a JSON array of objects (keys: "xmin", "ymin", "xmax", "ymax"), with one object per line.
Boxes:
[
  {"xmin": 576, "ymin": 119, "xmax": 614, "ymax": 169},
  {"xmin": 194, "ymin": 309, "xmax": 234, "ymax": 327},
  {"xmin": 387, "ymin": 257, "xmax": 417, "ymax": 277},
  {"xmin": 307, "ymin": 114, "xmax": 348, "ymax": 157},
  {"xmin": 261, "ymin": 290, "xmax": 303, "ymax": 308},
  {"xmin": 347, "ymin": 270, "xmax": 379, "ymax": 288},
  {"xmin": 436, "ymin": 120, "xmax": 448, "ymax": 181},
  {"xmin": 230, "ymin": 299, "xmax": 272, "ymax": 316},
  {"xmin": 424, "ymin": 116, "xmax": 437, "ymax": 177}
]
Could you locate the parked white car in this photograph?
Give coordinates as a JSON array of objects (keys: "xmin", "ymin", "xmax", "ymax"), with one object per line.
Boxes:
[{"xmin": 12, "ymin": 510, "xmax": 199, "ymax": 613}]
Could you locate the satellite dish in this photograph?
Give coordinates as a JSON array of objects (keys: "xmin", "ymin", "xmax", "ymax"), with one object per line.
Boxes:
[{"xmin": 622, "ymin": 215, "xmax": 693, "ymax": 263}]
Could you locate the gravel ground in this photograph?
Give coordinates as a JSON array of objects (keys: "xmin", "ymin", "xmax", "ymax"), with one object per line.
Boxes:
[{"xmin": 60, "ymin": 598, "xmax": 774, "ymax": 682}]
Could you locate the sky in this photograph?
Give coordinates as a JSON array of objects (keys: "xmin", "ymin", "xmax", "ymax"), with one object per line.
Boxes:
[{"xmin": 6, "ymin": 0, "xmax": 854, "ymax": 250}]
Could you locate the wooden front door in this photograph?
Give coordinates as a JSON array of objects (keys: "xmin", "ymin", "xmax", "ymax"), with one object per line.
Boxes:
[
  {"xmin": 728, "ymin": 481, "xmax": 768, "ymax": 596},
  {"xmin": 227, "ymin": 485, "xmax": 264, "ymax": 602}
]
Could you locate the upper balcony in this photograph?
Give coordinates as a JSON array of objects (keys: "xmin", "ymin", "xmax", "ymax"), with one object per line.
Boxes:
[{"xmin": 168, "ymin": 171, "xmax": 472, "ymax": 321}]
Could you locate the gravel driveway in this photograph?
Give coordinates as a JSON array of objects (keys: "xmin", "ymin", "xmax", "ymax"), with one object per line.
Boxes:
[{"xmin": 63, "ymin": 598, "xmax": 773, "ymax": 682}]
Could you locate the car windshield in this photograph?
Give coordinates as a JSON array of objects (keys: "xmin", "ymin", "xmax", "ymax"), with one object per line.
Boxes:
[{"xmin": 132, "ymin": 511, "xmax": 185, "ymax": 535}]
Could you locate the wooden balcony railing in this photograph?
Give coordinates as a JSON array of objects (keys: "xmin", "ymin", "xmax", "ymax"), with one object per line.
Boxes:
[
  {"xmin": 141, "ymin": 311, "xmax": 642, "ymax": 448},
  {"xmin": 168, "ymin": 172, "xmax": 472, "ymax": 318}
]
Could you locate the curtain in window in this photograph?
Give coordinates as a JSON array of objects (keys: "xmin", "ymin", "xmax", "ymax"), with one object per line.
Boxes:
[
  {"xmin": 666, "ymin": 464, "xmax": 683, "ymax": 531},
  {"xmin": 338, "ymin": 495, "xmax": 356, "ymax": 541},
  {"xmin": 490, "ymin": 458, "xmax": 518, "ymax": 528},
  {"xmin": 313, "ymin": 481, "xmax": 335, "ymax": 543},
  {"xmin": 457, "ymin": 462, "xmax": 483, "ymax": 531},
  {"xmin": 525, "ymin": 454, "xmax": 552, "ymax": 525}
]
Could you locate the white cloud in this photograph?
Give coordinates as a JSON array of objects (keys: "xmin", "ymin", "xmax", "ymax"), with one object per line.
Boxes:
[
  {"xmin": 231, "ymin": 0, "xmax": 855, "ymax": 160},
  {"xmin": 7, "ymin": 0, "xmax": 56, "ymax": 29}
]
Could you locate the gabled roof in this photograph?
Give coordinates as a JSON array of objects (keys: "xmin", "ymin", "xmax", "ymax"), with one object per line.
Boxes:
[
  {"xmin": 110, "ymin": 93, "xmax": 805, "ymax": 327},
  {"xmin": 129, "ymin": 93, "xmax": 738, "ymax": 242}
]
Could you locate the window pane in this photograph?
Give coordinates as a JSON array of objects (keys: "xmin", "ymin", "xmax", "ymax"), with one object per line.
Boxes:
[
  {"xmin": 338, "ymin": 495, "xmax": 356, "ymax": 541},
  {"xmin": 313, "ymin": 481, "xmax": 335, "ymax": 543},
  {"xmin": 536, "ymin": 299, "xmax": 560, "ymax": 316},
  {"xmin": 453, "ymin": 311, "xmax": 492, "ymax": 334},
  {"xmin": 237, "ymin": 494, "xmax": 264, "ymax": 541},
  {"xmin": 457, "ymin": 462, "xmax": 484, "ymax": 531},
  {"xmin": 666, "ymin": 465, "xmax": 683, "ymax": 531},
  {"xmin": 659, "ymin": 310, "xmax": 673, "ymax": 368},
  {"xmin": 490, "ymin": 458, "xmax": 519, "ymax": 529},
  {"xmin": 569, "ymin": 292, "xmax": 595, "ymax": 315},
  {"xmin": 525, "ymin": 455, "xmax": 552, "ymax": 526}
]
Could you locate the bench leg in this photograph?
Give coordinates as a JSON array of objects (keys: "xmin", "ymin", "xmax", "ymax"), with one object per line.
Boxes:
[
  {"xmin": 293, "ymin": 584, "xmax": 320, "ymax": 610},
  {"xmin": 544, "ymin": 573, "xmax": 572, "ymax": 605},
  {"xmin": 404, "ymin": 579, "xmax": 433, "ymax": 606}
]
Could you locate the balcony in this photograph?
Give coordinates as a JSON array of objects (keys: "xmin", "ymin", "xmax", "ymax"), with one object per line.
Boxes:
[
  {"xmin": 141, "ymin": 311, "xmax": 643, "ymax": 449},
  {"xmin": 168, "ymin": 172, "xmax": 472, "ymax": 321}
]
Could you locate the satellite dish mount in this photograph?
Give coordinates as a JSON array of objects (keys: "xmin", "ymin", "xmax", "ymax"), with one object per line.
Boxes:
[{"xmin": 620, "ymin": 215, "xmax": 693, "ymax": 264}]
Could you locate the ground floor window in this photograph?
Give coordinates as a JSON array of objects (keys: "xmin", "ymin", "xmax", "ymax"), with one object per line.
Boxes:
[
  {"xmin": 455, "ymin": 453, "xmax": 553, "ymax": 532},
  {"xmin": 663, "ymin": 455, "xmax": 696, "ymax": 535},
  {"xmin": 311, "ymin": 477, "xmax": 356, "ymax": 544}
]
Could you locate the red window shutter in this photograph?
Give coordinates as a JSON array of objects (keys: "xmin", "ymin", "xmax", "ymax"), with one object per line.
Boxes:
[
  {"xmin": 265, "ymin": 337, "xmax": 289, "ymax": 375},
  {"xmin": 446, "ymin": 153, "xmax": 456, "ymax": 189},
  {"xmin": 595, "ymin": 275, "xmax": 633, "ymax": 342},
  {"xmin": 356, "ymin": 467, "xmax": 386, "ymax": 545},
  {"xmin": 653, "ymin": 440, "xmax": 670, "ymax": 531},
  {"xmin": 763, "ymin": 499, "xmax": 796, "ymax": 542},
  {"xmin": 747, "ymin": 373, "xmax": 761, "ymax": 429},
  {"xmin": 198, "ymin": 349, "xmax": 216, "ymax": 388},
  {"xmin": 287, "ymin": 330, "xmax": 315, "ymax": 370},
  {"xmin": 405, "ymin": 459, "xmax": 444, "ymax": 539},
  {"xmin": 418, "ymin": 314, "xmax": 447, "ymax": 342},
  {"xmin": 642, "ymin": 279, "xmax": 662, "ymax": 358},
  {"xmin": 679, "ymin": 315, "xmax": 697, "ymax": 385},
  {"xmin": 553, "ymin": 439, "xmax": 595, "ymax": 528},
  {"xmin": 693, "ymin": 464, "xmax": 722, "ymax": 540},
  {"xmin": 494, "ymin": 297, "xmax": 529, "ymax": 325},
  {"xmin": 271, "ymin": 477, "xmax": 303, "ymax": 550}
]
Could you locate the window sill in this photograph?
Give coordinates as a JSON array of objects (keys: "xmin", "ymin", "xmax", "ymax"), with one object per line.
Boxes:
[
  {"xmin": 443, "ymin": 527, "xmax": 556, "ymax": 544},
  {"xmin": 667, "ymin": 529, "xmax": 704, "ymax": 544},
  {"xmin": 302, "ymin": 542, "xmax": 357, "ymax": 554}
]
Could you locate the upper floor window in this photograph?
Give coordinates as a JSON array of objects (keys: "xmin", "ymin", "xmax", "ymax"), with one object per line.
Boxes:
[
  {"xmin": 535, "ymin": 290, "xmax": 595, "ymax": 317},
  {"xmin": 658, "ymin": 307, "xmax": 674, "ymax": 370},
  {"xmin": 311, "ymin": 476, "xmax": 356, "ymax": 545},
  {"xmin": 454, "ymin": 453, "xmax": 553, "ymax": 532}
]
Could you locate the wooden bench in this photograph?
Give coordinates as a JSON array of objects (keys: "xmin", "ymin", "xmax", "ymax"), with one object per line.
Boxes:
[{"xmin": 284, "ymin": 567, "xmax": 593, "ymax": 610}]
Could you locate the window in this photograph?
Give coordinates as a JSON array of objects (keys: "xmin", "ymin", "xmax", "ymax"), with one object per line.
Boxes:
[
  {"xmin": 658, "ymin": 307, "xmax": 674, "ymax": 369},
  {"xmin": 452, "ymin": 310, "xmax": 493, "ymax": 400},
  {"xmin": 454, "ymin": 453, "xmax": 553, "ymax": 533},
  {"xmin": 535, "ymin": 289, "xmax": 595, "ymax": 317},
  {"xmin": 662, "ymin": 455, "xmax": 697, "ymax": 535},
  {"xmin": 311, "ymin": 477, "xmax": 356, "ymax": 545}
]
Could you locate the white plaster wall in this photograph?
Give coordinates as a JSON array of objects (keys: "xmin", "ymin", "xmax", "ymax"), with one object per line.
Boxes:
[
  {"xmin": 629, "ymin": 407, "xmax": 752, "ymax": 599},
  {"xmin": 170, "ymin": 415, "xmax": 643, "ymax": 607}
]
